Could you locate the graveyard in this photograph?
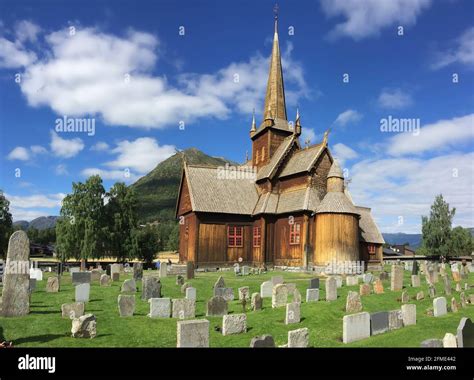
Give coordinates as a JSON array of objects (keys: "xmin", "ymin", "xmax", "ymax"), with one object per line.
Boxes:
[{"xmin": 0, "ymin": 260, "xmax": 472, "ymax": 348}]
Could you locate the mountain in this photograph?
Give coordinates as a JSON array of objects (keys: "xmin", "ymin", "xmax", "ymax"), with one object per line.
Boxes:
[
  {"xmin": 382, "ymin": 233, "xmax": 422, "ymax": 248},
  {"xmin": 131, "ymin": 148, "xmax": 235, "ymax": 223},
  {"xmin": 13, "ymin": 216, "xmax": 60, "ymax": 230}
]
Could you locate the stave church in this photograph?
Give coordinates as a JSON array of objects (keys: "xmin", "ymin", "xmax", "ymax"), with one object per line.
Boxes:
[{"xmin": 176, "ymin": 14, "xmax": 384, "ymax": 269}]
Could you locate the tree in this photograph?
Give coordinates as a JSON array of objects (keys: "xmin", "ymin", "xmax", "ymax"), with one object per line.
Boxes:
[
  {"xmin": 0, "ymin": 190, "xmax": 13, "ymax": 259},
  {"xmin": 421, "ymin": 194, "xmax": 455, "ymax": 256},
  {"xmin": 106, "ymin": 182, "xmax": 139, "ymax": 262},
  {"xmin": 449, "ymin": 226, "xmax": 473, "ymax": 257},
  {"xmin": 165, "ymin": 222, "xmax": 179, "ymax": 251},
  {"xmin": 134, "ymin": 225, "xmax": 160, "ymax": 265}
]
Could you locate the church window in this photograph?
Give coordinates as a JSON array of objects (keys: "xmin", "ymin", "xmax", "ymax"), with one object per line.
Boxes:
[
  {"xmin": 289, "ymin": 223, "xmax": 301, "ymax": 245},
  {"xmin": 228, "ymin": 226, "xmax": 243, "ymax": 247},
  {"xmin": 368, "ymin": 244, "xmax": 376, "ymax": 254},
  {"xmin": 253, "ymin": 226, "xmax": 261, "ymax": 247}
]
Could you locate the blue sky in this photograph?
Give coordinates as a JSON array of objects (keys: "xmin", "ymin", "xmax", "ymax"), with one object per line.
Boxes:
[{"xmin": 0, "ymin": 0, "xmax": 473, "ymax": 233}]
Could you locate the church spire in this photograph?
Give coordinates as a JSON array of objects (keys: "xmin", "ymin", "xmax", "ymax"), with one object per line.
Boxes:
[
  {"xmin": 263, "ymin": 5, "xmax": 287, "ymax": 121},
  {"xmin": 250, "ymin": 108, "xmax": 256, "ymax": 133}
]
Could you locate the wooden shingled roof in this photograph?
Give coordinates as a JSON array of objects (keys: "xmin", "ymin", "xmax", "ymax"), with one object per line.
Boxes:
[
  {"xmin": 356, "ymin": 206, "xmax": 385, "ymax": 244},
  {"xmin": 316, "ymin": 191, "xmax": 360, "ymax": 215}
]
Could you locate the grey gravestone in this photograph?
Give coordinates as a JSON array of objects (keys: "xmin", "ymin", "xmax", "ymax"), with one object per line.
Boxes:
[
  {"xmin": 370, "ymin": 311, "xmax": 389, "ymax": 335},
  {"xmin": 186, "ymin": 287, "xmax": 196, "ymax": 300},
  {"xmin": 75, "ymin": 283, "xmax": 90, "ymax": 303},
  {"xmin": 159, "ymin": 262, "xmax": 168, "ymax": 278},
  {"xmin": 177, "ymin": 319, "xmax": 209, "ymax": 347},
  {"xmin": 206, "ymin": 296, "xmax": 228, "ymax": 316},
  {"xmin": 401, "ymin": 304, "xmax": 416, "ymax": 326},
  {"xmin": 379, "ymin": 272, "xmax": 389, "ymax": 281},
  {"xmin": 288, "ymin": 328, "xmax": 309, "ymax": 348},
  {"xmin": 181, "ymin": 282, "xmax": 191, "ymax": 294},
  {"xmin": 214, "ymin": 287, "xmax": 234, "ymax": 301},
  {"xmin": 388, "ymin": 309, "xmax": 403, "ymax": 330},
  {"xmin": 172, "ymin": 298, "xmax": 195, "ymax": 319},
  {"xmin": 91, "ymin": 269, "xmax": 101, "ymax": 282},
  {"xmin": 46, "ymin": 276, "xmax": 60, "ymax": 292},
  {"xmin": 1, "ymin": 231, "xmax": 30, "ymax": 317},
  {"xmin": 214, "ymin": 276, "xmax": 225, "ymax": 289},
  {"xmin": 342, "ymin": 312, "xmax": 370, "ymax": 343},
  {"xmin": 309, "ymin": 278, "xmax": 319, "ymax": 289},
  {"xmin": 112, "ymin": 272, "xmax": 120, "ymax": 282},
  {"xmin": 100, "ymin": 274, "xmax": 111, "ymax": 286},
  {"xmin": 272, "ymin": 284, "xmax": 288, "ymax": 308},
  {"xmin": 250, "ymin": 335, "xmax": 275, "ymax": 347},
  {"xmin": 306, "ymin": 288, "xmax": 319, "ymax": 302},
  {"xmin": 142, "ymin": 276, "xmax": 161, "ymax": 300},
  {"xmin": 285, "ymin": 302, "xmax": 301, "ymax": 324},
  {"xmin": 61, "ymin": 302, "xmax": 85, "ymax": 319},
  {"xmin": 363, "ymin": 273, "xmax": 373, "ymax": 284},
  {"xmin": 433, "ymin": 297, "xmax": 447, "ymax": 317},
  {"xmin": 443, "ymin": 275, "xmax": 452, "ymax": 296},
  {"xmin": 442, "ymin": 333, "xmax": 457, "ymax": 347},
  {"xmin": 72, "ymin": 271, "xmax": 91, "ymax": 286},
  {"xmin": 292, "ymin": 288, "xmax": 302, "ymax": 304},
  {"xmin": 411, "ymin": 275, "xmax": 420, "ymax": 288},
  {"xmin": 391, "ymin": 265, "xmax": 404, "ymax": 291},
  {"xmin": 148, "ymin": 297, "xmax": 171, "ymax": 318},
  {"xmin": 251, "ymin": 292, "xmax": 262, "ymax": 311},
  {"xmin": 186, "ymin": 261, "xmax": 194, "ymax": 279},
  {"xmin": 118, "ymin": 295, "xmax": 135, "ymax": 317},
  {"xmin": 222, "ymin": 314, "xmax": 247, "ymax": 335},
  {"xmin": 346, "ymin": 276, "xmax": 358, "ymax": 286},
  {"xmin": 71, "ymin": 314, "xmax": 97, "ymax": 338},
  {"xmin": 401, "ymin": 291, "xmax": 409, "ymax": 303},
  {"xmin": 133, "ymin": 262, "xmax": 143, "ymax": 281},
  {"xmin": 456, "ymin": 317, "xmax": 473, "ymax": 348},
  {"xmin": 420, "ymin": 339, "xmax": 443, "ymax": 347},
  {"xmin": 238, "ymin": 286, "xmax": 250, "ymax": 300},
  {"xmin": 325, "ymin": 277, "xmax": 337, "ymax": 301},
  {"xmin": 121, "ymin": 278, "xmax": 137, "ymax": 293},
  {"xmin": 428, "ymin": 285, "xmax": 436, "ymax": 298},
  {"xmin": 260, "ymin": 280, "xmax": 273, "ymax": 298},
  {"xmin": 241, "ymin": 266, "xmax": 250, "ymax": 276},
  {"xmin": 346, "ymin": 291, "xmax": 362, "ymax": 313},
  {"xmin": 29, "ymin": 278, "xmax": 37, "ymax": 294}
]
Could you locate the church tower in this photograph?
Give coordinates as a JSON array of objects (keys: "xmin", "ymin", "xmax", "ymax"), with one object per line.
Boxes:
[{"xmin": 250, "ymin": 10, "xmax": 294, "ymax": 169}]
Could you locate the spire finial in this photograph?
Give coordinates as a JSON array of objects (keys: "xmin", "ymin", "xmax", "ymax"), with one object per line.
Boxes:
[
  {"xmin": 273, "ymin": 3, "xmax": 279, "ymax": 33},
  {"xmin": 296, "ymin": 107, "xmax": 300, "ymax": 123},
  {"xmin": 250, "ymin": 108, "xmax": 256, "ymax": 132},
  {"xmin": 323, "ymin": 128, "xmax": 331, "ymax": 146}
]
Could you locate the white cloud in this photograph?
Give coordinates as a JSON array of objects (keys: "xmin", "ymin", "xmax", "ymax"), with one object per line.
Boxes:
[
  {"xmin": 106, "ymin": 137, "xmax": 175, "ymax": 173},
  {"xmin": 55, "ymin": 164, "xmax": 69, "ymax": 175},
  {"xmin": 387, "ymin": 114, "xmax": 474, "ymax": 156},
  {"xmin": 50, "ymin": 131, "xmax": 84, "ymax": 158},
  {"xmin": 15, "ymin": 20, "xmax": 41, "ymax": 43},
  {"xmin": 7, "ymin": 146, "xmax": 30, "ymax": 161},
  {"xmin": 7, "ymin": 193, "xmax": 65, "ymax": 208},
  {"xmin": 30, "ymin": 145, "xmax": 47, "ymax": 154},
  {"xmin": 332, "ymin": 143, "xmax": 359, "ymax": 165},
  {"xmin": 320, "ymin": 0, "xmax": 432, "ymax": 40},
  {"xmin": 5, "ymin": 26, "xmax": 306, "ymax": 128},
  {"xmin": 333, "ymin": 109, "xmax": 362, "ymax": 127},
  {"xmin": 378, "ymin": 88, "xmax": 413, "ymax": 109},
  {"xmin": 431, "ymin": 27, "xmax": 474, "ymax": 69},
  {"xmin": 0, "ymin": 37, "xmax": 37, "ymax": 68},
  {"xmin": 301, "ymin": 128, "xmax": 317, "ymax": 145},
  {"xmin": 90, "ymin": 142, "xmax": 110, "ymax": 151},
  {"xmin": 81, "ymin": 167, "xmax": 138, "ymax": 182}
]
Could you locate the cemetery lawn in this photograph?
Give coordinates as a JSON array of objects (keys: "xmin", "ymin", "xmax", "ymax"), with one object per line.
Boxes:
[{"xmin": 0, "ymin": 268, "xmax": 472, "ymax": 348}]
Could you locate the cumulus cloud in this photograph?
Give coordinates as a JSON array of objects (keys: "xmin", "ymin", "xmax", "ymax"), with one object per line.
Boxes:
[
  {"xmin": 50, "ymin": 131, "xmax": 84, "ymax": 158},
  {"xmin": 6, "ymin": 192, "xmax": 65, "ymax": 221},
  {"xmin": 6, "ymin": 26, "xmax": 307, "ymax": 129},
  {"xmin": 7, "ymin": 146, "xmax": 30, "ymax": 161},
  {"xmin": 431, "ymin": 27, "xmax": 474, "ymax": 69},
  {"xmin": 90, "ymin": 142, "xmax": 110, "ymax": 151},
  {"xmin": 81, "ymin": 167, "xmax": 138, "ymax": 182},
  {"xmin": 0, "ymin": 37, "xmax": 36, "ymax": 68},
  {"xmin": 332, "ymin": 143, "xmax": 359, "ymax": 165},
  {"xmin": 320, "ymin": 0, "xmax": 432, "ymax": 40},
  {"xmin": 378, "ymin": 88, "xmax": 413, "ymax": 109},
  {"xmin": 15, "ymin": 20, "xmax": 41, "ymax": 43},
  {"xmin": 333, "ymin": 109, "xmax": 362, "ymax": 127},
  {"xmin": 386, "ymin": 114, "xmax": 474, "ymax": 156}
]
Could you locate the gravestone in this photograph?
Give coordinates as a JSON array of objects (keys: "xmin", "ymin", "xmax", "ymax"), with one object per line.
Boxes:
[
  {"xmin": 172, "ymin": 298, "xmax": 195, "ymax": 319},
  {"xmin": 379, "ymin": 272, "xmax": 389, "ymax": 281},
  {"xmin": 142, "ymin": 276, "xmax": 161, "ymax": 300},
  {"xmin": 112, "ymin": 272, "xmax": 120, "ymax": 282},
  {"xmin": 30, "ymin": 268, "xmax": 43, "ymax": 281},
  {"xmin": 271, "ymin": 276, "xmax": 283, "ymax": 285},
  {"xmin": 309, "ymin": 278, "xmax": 319, "ymax": 289},
  {"xmin": 1, "ymin": 231, "xmax": 30, "ymax": 317},
  {"xmin": 148, "ymin": 298, "xmax": 171, "ymax": 318},
  {"xmin": 250, "ymin": 335, "xmax": 275, "ymax": 348},
  {"xmin": 416, "ymin": 291, "xmax": 425, "ymax": 301},
  {"xmin": 325, "ymin": 277, "xmax": 337, "ymax": 301},
  {"xmin": 132, "ymin": 262, "xmax": 143, "ymax": 281},
  {"xmin": 370, "ymin": 311, "xmax": 389, "ymax": 335},
  {"xmin": 186, "ymin": 261, "xmax": 194, "ymax": 279},
  {"xmin": 363, "ymin": 273, "xmax": 373, "ymax": 284},
  {"xmin": 420, "ymin": 339, "xmax": 443, "ymax": 347},
  {"xmin": 452, "ymin": 271, "xmax": 461, "ymax": 282},
  {"xmin": 238, "ymin": 286, "xmax": 250, "ymax": 300},
  {"xmin": 242, "ymin": 266, "xmax": 250, "ymax": 275},
  {"xmin": 346, "ymin": 291, "xmax": 363, "ymax": 313},
  {"xmin": 456, "ymin": 317, "xmax": 474, "ymax": 348},
  {"xmin": 442, "ymin": 333, "xmax": 457, "ymax": 348},
  {"xmin": 75, "ymin": 283, "xmax": 90, "ymax": 303},
  {"xmin": 335, "ymin": 276, "xmax": 343, "ymax": 288},
  {"xmin": 214, "ymin": 276, "xmax": 225, "ymax": 289},
  {"xmin": 292, "ymin": 288, "xmax": 302, "ymax": 304},
  {"xmin": 373, "ymin": 279, "xmax": 384, "ymax": 294},
  {"xmin": 411, "ymin": 275, "xmax": 420, "ymax": 288},
  {"xmin": 90, "ymin": 269, "xmax": 101, "ymax": 282},
  {"xmin": 346, "ymin": 276, "xmax": 358, "ymax": 286},
  {"xmin": 285, "ymin": 302, "xmax": 301, "ymax": 324},
  {"xmin": 46, "ymin": 276, "xmax": 60, "ymax": 293},
  {"xmin": 433, "ymin": 297, "xmax": 447, "ymax": 317},
  {"xmin": 100, "ymin": 274, "xmax": 111, "ymax": 286},
  {"xmin": 71, "ymin": 314, "xmax": 97, "ymax": 338},
  {"xmin": 401, "ymin": 291, "xmax": 409, "ymax": 303},
  {"xmin": 391, "ymin": 265, "xmax": 404, "ymax": 291},
  {"xmin": 272, "ymin": 284, "xmax": 288, "ymax": 308},
  {"xmin": 342, "ymin": 312, "xmax": 370, "ymax": 343},
  {"xmin": 176, "ymin": 275, "xmax": 184, "ymax": 286},
  {"xmin": 206, "ymin": 296, "xmax": 228, "ymax": 316},
  {"xmin": 251, "ymin": 292, "xmax": 262, "ymax": 311},
  {"xmin": 181, "ymin": 282, "xmax": 191, "ymax": 294},
  {"xmin": 186, "ymin": 287, "xmax": 196, "ymax": 301},
  {"xmin": 359, "ymin": 284, "xmax": 371, "ymax": 296},
  {"xmin": 61, "ymin": 302, "xmax": 85, "ymax": 319},
  {"xmin": 121, "ymin": 278, "xmax": 137, "ymax": 293},
  {"xmin": 443, "ymin": 275, "xmax": 452, "ymax": 296},
  {"xmin": 460, "ymin": 292, "xmax": 467, "ymax": 308},
  {"xmin": 260, "ymin": 280, "xmax": 273, "ymax": 298},
  {"xmin": 450, "ymin": 297, "xmax": 459, "ymax": 313},
  {"xmin": 222, "ymin": 314, "xmax": 247, "ymax": 335},
  {"xmin": 401, "ymin": 304, "xmax": 416, "ymax": 326},
  {"xmin": 72, "ymin": 271, "xmax": 91, "ymax": 286},
  {"xmin": 110, "ymin": 263, "xmax": 121, "ymax": 275},
  {"xmin": 214, "ymin": 287, "xmax": 234, "ymax": 301},
  {"xmin": 118, "ymin": 295, "xmax": 135, "ymax": 317},
  {"xmin": 177, "ymin": 319, "xmax": 209, "ymax": 347},
  {"xmin": 288, "ymin": 328, "xmax": 309, "ymax": 348},
  {"xmin": 29, "ymin": 278, "xmax": 37, "ymax": 294},
  {"xmin": 159, "ymin": 262, "xmax": 168, "ymax": 278},
  {"xmin": 286, "ymin": 283, "xmax": 297, "ymax": 293},
  {"xmin": 428, "ymin": 285, "xmax": 436, "ymax": 298},
  {"xmin": 388, "ymin": 309, "xmax": 403, "ymax": 330},
  {"xmin": 306, "ymin": 288, "xmax": 319, "ymax": 302}
]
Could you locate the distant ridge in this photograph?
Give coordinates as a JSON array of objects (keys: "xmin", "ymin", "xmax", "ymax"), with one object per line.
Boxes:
[{"xmin": 13, "ymin": 216, "xmax": 60, "ymax": 230}]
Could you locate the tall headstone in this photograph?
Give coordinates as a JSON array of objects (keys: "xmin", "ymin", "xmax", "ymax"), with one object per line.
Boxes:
[
  {"xmin": 288, "ymin": 328, "xmax": 309, "ymax": 348},
  {"xmin": 172, "ymin": 298, "xmax": 195, "ymax": 319},
  {"xmin": 388, "ymin": 309, "xmax": 403, "ymax": 330},
  {"xmin": 159, "ymin": 262, "xmax": 167, "ymax": 278},
  {"xmin": 148, "ymin": 298, "xmax": 171, "ymax": 318},
  {"xmin": 411, "ymin": 275, "xmax": 420, "ymax": 288},
  {"xmin": 206, "ymin": 296, "xmax": 228, "ymax": 316},
  {"xmin": 272, "ymin": 284, "xmax": 288, "ymax": 308},
  {"xmin": 118, "ymin": 294, "xmax": 135, "ymax": 317},
  {"xmin": 260, "ymin": 280, "xmax": 273, "ymax": 298},
  {"xmin": 325, "ymin": 277, "xmax": 337, "ymax": 301},
  {"xmin": 142, "ymin": 276, "xmax": 161, "ymax": 300},
  {"xmin": 456, "ymin": 317, "xmax": 474, "ymax": 348},
  {"xmin": 401, "ymin": 304, "xmax": 416, "ymax": 326},
  {"xmin": 132, "ymin": 262, "xmax": 143, "ymax": 281},
  {"xmin": 390, "ymin": 265, "xmax": 404, "ymax": 291},
  {"xmin": 177, "ymin": 319, "xmax": 209, "ymax": 347},
  {"xmin": 306, "ymin": 288, "xmax": 319, "ymax": 302},
  {"xmin": 75, "ymin": 283, "xmax": 90, "ymax": 303},
  {"xmin": 186, "ymin": 261, "xmax": 194, "ymax": 279},
  {"xmin": 46, "ymin": 276, "xmax": 60, "ymax": 293},
  {"xmin": 121, "ymin": 278, "xmax": 137, "ymax": 293},
  {"xmin": 443, "ymin": 275, "xmax": 452, "ymax": 296},
  {"xmin": 0, "ymin": 231, "xmax": 30, "ymax": 317},
  {"xmin": 433, "ymin": 297, "xmax": 447, "ymax": 317},
  {"xmin": 308, "ymin": 278, "xmax": 319, "ymax": 289},
  {"xmin": 251, "ymin": 292, "xmax": 262, "ymax": 311},
  {"xmin": 342, "ymin": 312, "xmax": 370, "ymax": 343},
  {"xmin": 285, "ymin": 302, "xmax": 301, "ymax": 324}
]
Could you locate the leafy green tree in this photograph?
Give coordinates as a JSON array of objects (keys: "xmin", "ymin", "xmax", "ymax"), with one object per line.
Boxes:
[
  {"xmin": 0, "ymin": 190, "xmax": 13, "ymax": 258},
  {"xmin": 421, "ymin": 194, "xmax": 456, "ymax": 256},
  {"xmin": 134, "ymin": 225, "xmax": 160, "ymax": 264},
  {"xmin": 165, "ymin": 222, "xmax": 179, "ymax": 251},
  {"xmin": 449, "ymin": 226, "xmax": 473, "ymax": 257},
  {"xmin": 106, "ymin": 182, "xmax": 139, "ymax": 262}
]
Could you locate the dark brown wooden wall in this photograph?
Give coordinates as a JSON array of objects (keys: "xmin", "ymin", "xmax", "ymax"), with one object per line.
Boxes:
[
  {"xmin": 274, "ymin": 215, "xmax": 304, "ymax": 266},
  {"xmin": 177, "ymin": 173, "xmax": 192, "ymax": 216},
  {"xmin": 178, "ymin": 212, "xmax": 197, "ymax": 263}
]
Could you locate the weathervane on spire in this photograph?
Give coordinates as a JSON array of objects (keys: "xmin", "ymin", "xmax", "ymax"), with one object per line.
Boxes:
[{"xmin": 273, "ymin": 3, "xmax": 279, "ymax": 20}]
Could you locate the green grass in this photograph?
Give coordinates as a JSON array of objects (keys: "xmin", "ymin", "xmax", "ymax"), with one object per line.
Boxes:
[{"xmin": 0, "ymin": 267, "xmax": 472, "ymax": 347}]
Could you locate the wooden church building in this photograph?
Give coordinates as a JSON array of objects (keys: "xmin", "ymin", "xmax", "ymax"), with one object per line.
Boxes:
[{"xmin": 176, "ymin": 16, "xmax": 384, "ymax": 269}]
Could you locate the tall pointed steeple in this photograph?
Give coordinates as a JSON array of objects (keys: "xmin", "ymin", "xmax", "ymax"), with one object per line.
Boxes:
[{"xmin": 263, "ymin": 7, "xmax": 287, "ymax": 121}]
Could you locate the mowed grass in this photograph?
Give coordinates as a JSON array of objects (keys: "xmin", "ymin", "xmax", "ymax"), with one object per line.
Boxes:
[{"xmin": 0, "ymin": 267, "xmax": 472, "ymax": 347}]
